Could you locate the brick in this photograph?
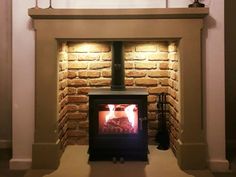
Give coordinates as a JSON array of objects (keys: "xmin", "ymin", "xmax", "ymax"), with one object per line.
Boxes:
[
  {"xmin": 58, "ymin": 42, "xmax": 68, "ymax": 52},
  {"xmin": 77, "ymin": 87, "xmax": 90, "ymax": 94},
  {"xmin": 58, "ymin": 52, "xmax": 68, "ymax": 61},
  {"xmin": 157, "ymin": 42, "xmax": 168, "ymax": 52},
  {"xmin": 173, "ymin": 81, "xmax": 179, "ymax": 91},
  {"xmin": 167, "ymin": 96, "xmax": 179, "ymax": 111},
  {"xmin": 101, "ymin": 70, "xmax": 111, "ymax": 78},
  {"xmin": 169, "ymin": 106, "xmax": 177, "ymax": 118},
  {"xmin": 67, "ymin": 137, "xmax": 88, "ymax": 145},
  {"xmin": 147, "ymin": 53, "xmax": 168, "ymax": 61},
  {"xmin": 125, "ymin": 62, "xmax": 133, "ymax": 69},
  {"xmin": 148, "ymin": 129, "xmax": 157, "ymax": 137},
  {"xmin": 76, "ymin": 137, "xmax": 88, "ymax": 145},
  {"xmin": 159, "ymin": 78, "xmax": 169, "ymax": 86},
  {"xmin": 136, "ymin": 43, "xmax": 157, "ymax": 52},
  {"xmin": 59, "ymin": 80, "xmax": 67, "ymax": 90},
  {"xmin": 78, "ymin": 53, "xmax": 100, "ymax": 61},
  {"xmin": 148, "ymin": 103, "xmax": 157, "ymax": 111},
  {"xmin": 135, "ymin": 62, "xmax": 156, "ymax": 69},
  {"xmin": 148, "ymin": 71, "xmax": 169, "ymax": 78},
  {"xmin": 101, "ymin": 53, "xmax": 112, "ymax": 61},
  {"xmin": 148, "ymin": 137, "xmax": 156, "ymax": 145},
  {"xmin": 67, "ymin": 121, "xmax": 78, "ymax": 129},
  {"xmin": 66, "ymin": 105, "xmax": 79, "ymax": 112},
  {"xmin": 67, "ymin": 130, "xmax": 87, "ymax": 137},
  {"xmin": 68, "ymin": 42, "xmax": 111, "ymax": 53},
  {"xmin": 68, "ymin": 62, "xmax": 88, "ymax": 69},
  {"xmin": 89, "ymin": 62, "xmax": 111, "ymax": 69},
  {"xmin": 79, "ymin": 71, "xmax": 100, "ymax": 78},
  {"xmin": 168, "ymin": 88, "xmax": 177, "ymax": 99},
  {"xmin": 148, "ymin": 112, "xmax": 157, "ymax": 120},
  {"xmin": 124, "ymin": 43, "xmax": 135, "ymax": 52},
  {"xmin": 67, "ymin": 71, "xmax": 77, "ymax": 79},
  {"xmin": 168, "ymin": 52, "xmax": 178, "ymax": 61},
  {"xmin": 78, "ymin": 104, "xmax": 89, "ymax": 112},
  {"xmin": 168, "ymin": 80, "xmax": 174, "ymax": 88},
  {"xmin": 159, "ymin": 62, "xmax": 169, "ymax": 70},
  {"xmin": 89, "ymin": 79, "xmax": 111, "ymax": 86},
  {"xmin": 170, "ymin": 72, "xmax": 177, "ymax": 80},
  {"xmin": 58, "ymin": 117, "xmax": 68, "ymax": 129},
  {"xmin": 79, "ymin": 121, "xmax": 89, "ymax": 129},
  {"xmin": 59, "ymin": 108, "xmax": 67, "ymax": 120},
  {"xmin": 168, "ymin": 43, "xmax": 177, "ymax": 52},
  {"xmin": 59, "ymin": 62, "xmax": 68, "ymax": 71},
  {"xmin": 67, "ymin": 112, "xmax": 87, "ymax": 120},
  {"xmin": 68, "ymin": 95, "xmax": 88, "ymax": 103},
  {"xmin": 124, "ymin": 53, "xmax": 146, "ymax": 60},
  {"xmin": 58, "ymin": 73, "xmax": 64, "ymax": 81},
  {"xmin": 67, "ymin": 87, "xmax": 77, "ymax": 95},
  {"xmin": 148, "ymin": 87, "xmax": 168, "ymax": 94},
  {"xmin": 125, "ymin": 79, "xmax": 134, "ymax": 86},
  {"xmin": 148, "ymin": 95, "xmax": 157, "ymax": 103},
  {"xmin": 149, "ymin": 120, "xmax": 158, "ymax": 129},
  {"xmin": 125, "ymin": 71, "xmax": 146, "ymax": 78},
  {"xmin": 68, "ymin": 53, "xmax": 78, "ymax": 61},
  {"xmin": 169, "ymin": 62, "xmax": 178, "ymax": 71},
  {"xmin": 68, "ymin": 79, "xmax": 87, "ymax": 87},
  {"xmin": 59, "ymin": 98, "xmax": 68, "ymax": 110},
  {"xmin": 58, "ymin": 91, "xmax": 65, "ymax": 102},
  {"xmin": 58, "ymin": 71, "xmax": 67, "ymax": 81},
  {"xmin": 135, "ymin": 79, "xmax": 157, "ymax": 86}
]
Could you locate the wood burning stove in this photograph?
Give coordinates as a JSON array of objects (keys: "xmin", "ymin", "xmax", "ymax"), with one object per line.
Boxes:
[
  {"xmin": 88, "ymin": 41, "xmax": 148, "ymax": 161},
  {"xmin": 88, "ymin": 88, "xmax": 148, "ymax": 161}
]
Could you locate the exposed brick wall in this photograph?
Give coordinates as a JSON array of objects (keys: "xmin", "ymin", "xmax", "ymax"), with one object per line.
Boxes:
[
  {"xmin": 58, "ymin": 42, "xmax": 68, "ymax": 148},
  {"xmin": 166, "ymin": 43, "xmax": 180, "ymax": 154},
  {"xmin": 57, "ymin": 41, "xmax": 180, "ymax": 152}
]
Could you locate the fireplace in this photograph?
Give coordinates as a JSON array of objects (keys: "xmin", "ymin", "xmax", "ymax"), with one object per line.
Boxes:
[{"xmin": 29, "ymin": 8, "xmax": 209, "ymax": 169}]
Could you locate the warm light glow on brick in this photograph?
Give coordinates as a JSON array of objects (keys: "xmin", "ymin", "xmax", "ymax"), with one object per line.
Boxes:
[{"xmin": 58, "ymin": 41, "xmax": 180, "ymax": 148}]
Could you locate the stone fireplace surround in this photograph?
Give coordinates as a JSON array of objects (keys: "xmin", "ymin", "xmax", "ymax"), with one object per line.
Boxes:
[{"xmin": 29, "ymin": 8, "xmax": 208, "ymax": 169}]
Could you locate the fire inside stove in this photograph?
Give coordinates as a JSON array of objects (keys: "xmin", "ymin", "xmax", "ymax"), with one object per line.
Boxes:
[{"xmin": 98, "ymin": 104, "xmax": 138, "ymax": 134}]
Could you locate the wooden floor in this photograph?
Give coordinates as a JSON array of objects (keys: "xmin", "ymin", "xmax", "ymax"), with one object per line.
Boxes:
[{"xmin": 0, "ymin": 149, "xmax": 26, "ymax": 177}]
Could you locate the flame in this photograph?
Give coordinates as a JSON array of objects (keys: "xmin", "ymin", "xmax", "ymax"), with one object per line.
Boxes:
[
  {"xmin": 125, "ymin": 104, "xmax": 136, "ymax": 127},
  {"xmin": 105, "ymin": 104, "xmax": 137, "ymax": 128},
  {"xmin": 105, "ymin": 104, "xmax": 115, "ymax": 122}
]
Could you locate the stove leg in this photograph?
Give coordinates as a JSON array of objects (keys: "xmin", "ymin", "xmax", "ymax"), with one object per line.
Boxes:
[
  {"xmin": 120, "ymin": 157, "xmax": 124, "ymax": 163},
  {"xmin": 112, "ymin": 157, "xmax": 117, "ymax": 163}
]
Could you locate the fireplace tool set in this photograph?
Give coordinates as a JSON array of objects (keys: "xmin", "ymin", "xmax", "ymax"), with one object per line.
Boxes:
[{"xmin": 155, "ymin": 92, "xmax": 170, "ymax": 150}]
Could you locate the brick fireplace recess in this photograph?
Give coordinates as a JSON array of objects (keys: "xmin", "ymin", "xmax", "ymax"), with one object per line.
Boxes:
[{"xmin": 29, "ymin": 8, "xmax": 209, "ymax": 169}]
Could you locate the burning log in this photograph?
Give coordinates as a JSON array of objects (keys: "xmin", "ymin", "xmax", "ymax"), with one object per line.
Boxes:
[{"xmin": 103, "ymin": 116, "xmax": 134, "ymax": 134}]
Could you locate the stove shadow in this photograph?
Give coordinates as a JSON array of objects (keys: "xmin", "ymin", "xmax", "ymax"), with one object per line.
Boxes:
[{"xmin": 88, "ymin": 161, "xmax": 148, "ymax": 177}]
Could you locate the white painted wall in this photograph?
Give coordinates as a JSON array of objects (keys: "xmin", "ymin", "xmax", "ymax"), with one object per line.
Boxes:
[
  {"xmin": 204, "ymin": 0, "xmax": 229, "ymax": 172},
  {"xmin": 11, "ymin": 0, "xmax": 227, "ymax": 171},
  {"xmin": 10, "ymin": 0, "xmax": 35, "ymax": 170}
]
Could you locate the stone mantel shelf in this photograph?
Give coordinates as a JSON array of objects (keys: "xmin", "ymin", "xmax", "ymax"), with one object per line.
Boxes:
[{"xmin": 28, "ymin": 8, "xmax": 209, "ymax": 19}]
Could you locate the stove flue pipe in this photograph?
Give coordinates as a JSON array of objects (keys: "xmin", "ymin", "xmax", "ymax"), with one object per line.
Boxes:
[{"xmin": 111, "ymin": 41, "xmax": 125, "ymax": 91}]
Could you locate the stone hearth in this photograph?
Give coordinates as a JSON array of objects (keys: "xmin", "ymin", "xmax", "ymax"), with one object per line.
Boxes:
[{"xmin": 29, "ymin": 8, "xmax": 208, "ymax": 169}]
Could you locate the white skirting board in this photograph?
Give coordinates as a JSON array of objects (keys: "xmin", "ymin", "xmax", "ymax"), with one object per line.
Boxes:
[
  {"xmin": 9, "ymin": 158, "xmax": 32, "ymax": 170},
  {"xmin": 0, "ymin": 139, "xmax": 12, "ymax": 149},
  {"xmin": 208, "ymin": 159, "xmax": 230, "ymax": 172}
]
